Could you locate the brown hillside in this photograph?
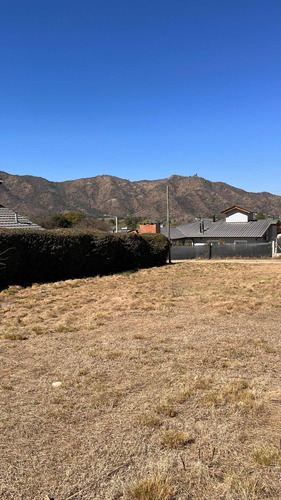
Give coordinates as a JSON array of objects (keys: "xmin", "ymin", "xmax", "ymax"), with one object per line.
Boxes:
[{"xmin": 0, "ymin": 171, "xmax": 280, "ymax": 220}]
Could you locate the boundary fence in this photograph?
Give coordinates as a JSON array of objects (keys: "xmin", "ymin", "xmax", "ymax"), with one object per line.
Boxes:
[{"xmin": 171, "ymin": 242, "xmax": 273, "ymax": 260}]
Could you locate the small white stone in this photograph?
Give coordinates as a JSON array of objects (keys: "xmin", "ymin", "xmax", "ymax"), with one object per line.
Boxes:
[{"xmin": 52, "ymin": 381, "xmax": 62, "ymax": 388}]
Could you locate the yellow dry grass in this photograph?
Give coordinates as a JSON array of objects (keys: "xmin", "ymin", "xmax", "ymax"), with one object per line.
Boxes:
[{"xmin": 0, "ymin": 260, "xmax": 281, "ymax": 499}]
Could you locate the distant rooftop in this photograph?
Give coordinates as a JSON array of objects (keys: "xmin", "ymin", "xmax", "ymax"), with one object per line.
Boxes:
[
  {"xmin": 0, "ymin": 207, "xmax": 44, "ymax": 230},
  {"xmin": 221, "ymin": 206, "xmax": 256, "ymax": 214},
  {"xmin": 161, "ymin": 219, "xmax": 279, "ymax": 239}
]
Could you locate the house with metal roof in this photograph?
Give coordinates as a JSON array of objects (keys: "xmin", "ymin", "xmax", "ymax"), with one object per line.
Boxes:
[
  {"xmin": 0, "ymin": 206, "xmax": 44, "ymax": 230},
  {"xmin": 161, "ymin": 206, "xmax": 280, "ymax": 245}
]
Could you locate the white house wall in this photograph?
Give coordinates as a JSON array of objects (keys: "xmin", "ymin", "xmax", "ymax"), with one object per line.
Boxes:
[{"xmin": 226, "ymin": 211, "xmax": 249, "ymax": 223}]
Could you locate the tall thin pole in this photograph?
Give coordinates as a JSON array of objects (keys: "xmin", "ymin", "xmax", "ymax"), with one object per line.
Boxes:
[
  {"xmin": 115, "ymin": 216, "xmax": 118, "ymax": 233},
  {"xmin": 167, "ymin": 185, "xmax": 171, "ymax": 264}
]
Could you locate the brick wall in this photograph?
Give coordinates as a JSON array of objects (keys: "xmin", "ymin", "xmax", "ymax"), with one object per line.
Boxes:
[{"xmin": 139, "ymin": 223, "xmax": 160, "ymax": 234}]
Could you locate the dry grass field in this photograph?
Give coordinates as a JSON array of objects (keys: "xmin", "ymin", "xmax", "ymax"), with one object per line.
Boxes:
[{"xmin": 1, "ymin": 260, "xmax": 281, "ymax": 500}]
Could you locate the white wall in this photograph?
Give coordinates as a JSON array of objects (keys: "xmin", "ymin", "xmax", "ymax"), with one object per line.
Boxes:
[{"xmin": 226, "ymin": 211, "xmax": 249, "ymax": 222}]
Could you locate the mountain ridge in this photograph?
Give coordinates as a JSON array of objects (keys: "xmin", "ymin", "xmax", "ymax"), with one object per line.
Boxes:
[{"xmin": 0, "ymin": 170, "xmax": 280, "ymax": 221}]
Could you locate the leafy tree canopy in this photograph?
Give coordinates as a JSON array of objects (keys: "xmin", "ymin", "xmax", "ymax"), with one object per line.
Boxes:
[
  {"xmin": 124, "ymin": 216, "xmax": 142, "ymax": 230},
  {"xmin": 64, "ymin": 212, "xmax": 85, "ymax": 225},
  {"xmin": 256, "ymin": 212, "xmax": 266, "ymax": 219},
  {"xmin": 50, "ymin": 214, "xmax": 72, "ymax": 228}
]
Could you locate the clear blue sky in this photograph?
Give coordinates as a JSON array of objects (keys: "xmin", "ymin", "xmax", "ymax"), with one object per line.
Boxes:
[{"xmin": 0, "ymin": 0, "xmax": 280, "ymax": 194}]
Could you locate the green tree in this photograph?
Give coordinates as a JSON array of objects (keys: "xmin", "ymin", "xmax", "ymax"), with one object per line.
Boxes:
[
  {"xmin": 64, "ymin": 211, "xmax": 85, "ymax": 225},
  {"xmin": 75, "ymin": 217, "xmax": 110, "ymax": 231},
  {"xmin": 34, "ymin": 214, "xmax": 73, "ymax": 228},
  {"xmin": 124, "ymin": 216, "xmax": 144, "ymax": 230},
  {"xmin": 50, "ymin": 214, "xmax": 72, "ymax": 228},
  {"xmin": 256, "ymin": 212, "xmax": 266, "ymax": 220}
]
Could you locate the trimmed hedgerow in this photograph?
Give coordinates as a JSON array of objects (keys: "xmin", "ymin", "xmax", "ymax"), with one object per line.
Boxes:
[
  {"xmin": 0, "ymin": 229, "xmax": 169, "ymax": 289},
  {"xmin": 141, "ymin": 233, "xmax": 170, "ymax": 267}
]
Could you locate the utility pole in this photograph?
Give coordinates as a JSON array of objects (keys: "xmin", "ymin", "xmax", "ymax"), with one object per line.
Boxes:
[{"xmin": 167, "ymin": 185, "xmax": 171, "ymax": 264}]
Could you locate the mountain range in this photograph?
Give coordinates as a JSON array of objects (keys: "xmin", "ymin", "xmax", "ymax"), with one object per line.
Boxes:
[{"xmin": 0, "ymin": 170, "xmax": 280, "ymax": 221}]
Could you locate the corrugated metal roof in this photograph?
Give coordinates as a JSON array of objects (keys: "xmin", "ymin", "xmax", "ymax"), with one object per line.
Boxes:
[
  {"xmin": 160, "ymin": 227, "xmax": 186, "ymax": 239},
  {"xmin": 0, "ymin": 208, "xmax": 44, "ymax": 230},
  {"xmin": 202, "ymin": 219, "xmax": 275, "ymax": 238},
  {"xmin": 161, "ymin": 219, "xmax": 278, "ymax": 239}
]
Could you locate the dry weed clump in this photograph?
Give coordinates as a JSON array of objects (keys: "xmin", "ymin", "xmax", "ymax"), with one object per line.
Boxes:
[
  {"xmin": 247, "ymin": 337, "xmax": 277, "ymax": 354},
  {"xmin": 104, "ymin": 350, "xmax": 122, "ymax": 360},
  {"xmin": 139, "ymin": 414, "xmax": 162, "ymax": 428},
  {"xmin": 161, "ymin": 430, "xmax": 193, "ymax": 449},
  {"xmin": 201, "ymin": 379, "xmax": 259, "ymax": 412},
  {"xmin": 55, "ymin": 324, "xmax": 70, "ymax": 333},
  {"xmin": 168, "ymin": 378, "xmax": 213, "ymax": 405},
  {"xmin": 2, "ymin": 332, "xmax": 28, "ymax": 341},
  {"xmin": 127, "ymin": 475, "xmax": 176, "ymax": 500},
  {"xmin": 31, "ymin": 325, "xmax": 49, "ymax": 335},
  {"xmin": 133, "ymin": 333, "xmax": 148, "ymax": 340},
  {"xmin": 170, "ymin": 387, "xmax": 193, "ymax": 404},
  {"xmin": 223, "ymin": 379, "xmax": 256, "ymax": 410},
  {"xmin": 252, "ymin": 444, "xmax": 281, "ymax": 466},
  {"xmin": 2, "ymin": 286, "xmax": 21, "ymax": 295},
  {"xmin": 91, "ymin": 389, "xmax": 122, "ymax": 409},
  {"xmin": 223, "ymin": 472, "xmax": 265, "ymax": 499},
  {"xmin": 156, "ymin": 403, "xmax": 178, "ymax": 418}
]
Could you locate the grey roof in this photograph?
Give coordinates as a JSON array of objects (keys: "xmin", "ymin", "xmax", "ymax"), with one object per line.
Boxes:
[
  {"xmin": 0, "ymin": 207, "xmax": 44, "ymax": 230},
  {"xmin": 161, "ymin": 226, "xmax": 186, "ymax": 239},
  {"xmin": 161, "ymin": 219, "xmax": 278, "ymax": 239}
]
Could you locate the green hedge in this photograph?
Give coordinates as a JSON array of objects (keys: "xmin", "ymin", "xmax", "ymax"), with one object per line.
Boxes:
[{"xmin": 0, "ymin": 229, "xmax": 169, "ymax": 289}]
